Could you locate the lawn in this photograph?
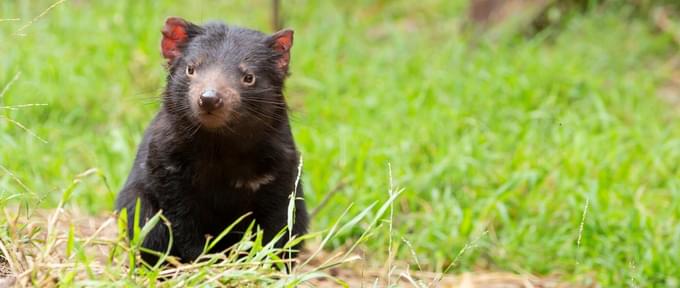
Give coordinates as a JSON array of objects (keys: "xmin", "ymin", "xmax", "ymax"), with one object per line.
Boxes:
[{"xmin": 1, "ymin": 0, "xmax": 680, "ymax": 286}]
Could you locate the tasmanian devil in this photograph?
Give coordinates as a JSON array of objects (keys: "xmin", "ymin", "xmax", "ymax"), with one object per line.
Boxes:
[{"xmin": 115, "ymin": 17, "xmax": 309, "ymax": 264}]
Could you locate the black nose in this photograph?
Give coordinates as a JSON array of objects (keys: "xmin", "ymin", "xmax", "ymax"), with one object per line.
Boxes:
[{"xmin": 199, "ymin": 89, "xmax": 223, "ymax": 111}]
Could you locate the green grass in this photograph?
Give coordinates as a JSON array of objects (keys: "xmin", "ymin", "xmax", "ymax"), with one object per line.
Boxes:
[{"xmin": 1, "ymin": 0, "xmax": 680, "ymax": 286}]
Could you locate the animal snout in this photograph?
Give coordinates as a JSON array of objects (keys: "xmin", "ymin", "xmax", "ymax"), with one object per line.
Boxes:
[{"xmin": 198, "ymin": 89, "xmax": 223, "ymax": 112}]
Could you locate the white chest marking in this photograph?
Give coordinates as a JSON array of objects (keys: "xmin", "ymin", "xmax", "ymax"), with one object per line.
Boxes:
[{"xmin": 234, "ymin": 174, "xmax": 275, "ymax": 191}]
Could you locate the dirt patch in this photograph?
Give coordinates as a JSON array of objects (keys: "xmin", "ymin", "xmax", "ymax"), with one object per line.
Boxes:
[
  {"xmin": 304, "ymin": 265, "xmax": 572, "ymax": 287},
  {"xmin": 0, "ymin": 256, "xmax": 14, "ymax": 288}
]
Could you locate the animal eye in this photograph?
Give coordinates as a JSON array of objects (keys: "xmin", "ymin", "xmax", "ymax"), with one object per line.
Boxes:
[
  {"xmin": 186, "ymin": 65, "xmax": 195, "ymax": 76},
  {"xmin": 242, "ymin": 73, "xmax": 255, "ymax": 85}
]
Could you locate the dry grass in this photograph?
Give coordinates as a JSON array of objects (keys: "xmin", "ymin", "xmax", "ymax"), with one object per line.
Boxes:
[{"xmin": 0, "ymin": 207, "xmax": 581, "ymax": 287}]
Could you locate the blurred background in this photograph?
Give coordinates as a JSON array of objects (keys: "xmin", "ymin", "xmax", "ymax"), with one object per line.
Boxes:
[{"xmin": 1, "ymin": 0, "xmax": 680, "ymax": 285}]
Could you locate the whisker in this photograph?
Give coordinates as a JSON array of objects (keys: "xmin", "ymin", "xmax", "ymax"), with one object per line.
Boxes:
[
  {"xmin": 240, "ymin": 106, "xmax": 286, "ymax": 130},
  {"xmin": 241, "ymin": 88, "xmax": 280, "ymax": 94},
  {"xmin": 241, "ymin": 99, "xmax": 288, "ymax": 107}
]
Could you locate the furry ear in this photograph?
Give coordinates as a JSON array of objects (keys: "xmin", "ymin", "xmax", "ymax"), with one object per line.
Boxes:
[
  {"xmin": 161, "ymin": 17, "xmax": 201, "ymax": 65},
  {"xmin": 266, "ymin": 29, "xmax": 294, "ymax": 74}
]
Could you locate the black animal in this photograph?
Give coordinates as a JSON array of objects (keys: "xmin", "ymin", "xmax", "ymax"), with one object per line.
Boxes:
[{"xmin": 115, "ymin": 17, "xmax": 308, "ymax": 264}]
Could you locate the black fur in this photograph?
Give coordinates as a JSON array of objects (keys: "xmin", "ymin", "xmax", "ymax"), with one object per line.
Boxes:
[{"xmin": 115, "ymin": 20, "xmax": 308, "ymax": 264}]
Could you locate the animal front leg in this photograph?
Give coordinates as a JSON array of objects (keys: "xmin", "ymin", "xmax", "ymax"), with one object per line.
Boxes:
[
  {"xmin": 155, "ymin": 196, "xmax": 206, "ymax": 262},
  {"xmin": 255, "ymin": 184, "xmax": 309, "ymax": 258}
]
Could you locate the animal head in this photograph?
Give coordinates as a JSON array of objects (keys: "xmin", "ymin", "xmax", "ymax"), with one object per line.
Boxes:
[{"xmin": 160, "ymin": 17, "xmax": 293, "ymax": 131}]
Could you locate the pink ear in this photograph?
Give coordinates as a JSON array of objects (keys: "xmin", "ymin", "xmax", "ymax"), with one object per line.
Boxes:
[
  {"xmin": 161, "ymin": 17, "xmax": 190, "ymax": 64},
  {"xmin": 268, "ymin": 29, "xmax": 294, "ymax": 72}
]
